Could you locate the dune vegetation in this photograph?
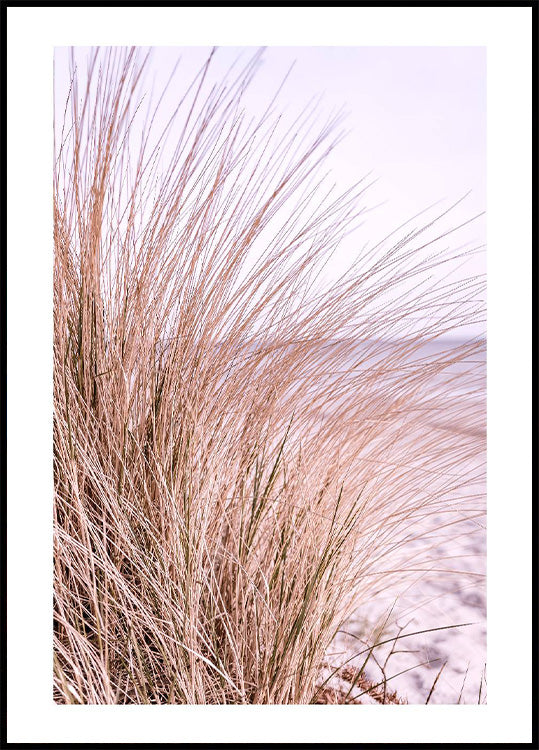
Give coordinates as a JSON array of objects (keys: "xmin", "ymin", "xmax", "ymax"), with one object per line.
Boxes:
[{"xmin": 53, "ymin": 47, "xmax": 485, "ymax": 704}]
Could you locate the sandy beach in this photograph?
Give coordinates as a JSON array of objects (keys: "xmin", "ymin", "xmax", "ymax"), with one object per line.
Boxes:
[{"xmin": 325, "ymin": 361, "xmax": 486, "ymax": 704}]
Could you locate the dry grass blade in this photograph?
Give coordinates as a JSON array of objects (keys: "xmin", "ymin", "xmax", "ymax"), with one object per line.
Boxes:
[{"xmin": 425, "ymin": 660, "xmax": 447, "ymax": 704}]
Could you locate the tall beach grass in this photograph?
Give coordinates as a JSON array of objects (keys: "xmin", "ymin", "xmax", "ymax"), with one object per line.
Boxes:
[{"xmin": 53, "ymin": 47, "xmax": 485, "ymax": 704}]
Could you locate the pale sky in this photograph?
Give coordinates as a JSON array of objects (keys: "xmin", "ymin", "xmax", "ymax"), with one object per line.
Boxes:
[{"xmin": 54, "ymin": 46, "xmax": 486, "ymax": 337}]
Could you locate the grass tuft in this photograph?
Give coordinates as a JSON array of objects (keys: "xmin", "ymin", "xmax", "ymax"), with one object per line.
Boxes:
[{"xmin": 53, "ymin": 47, "xmax": 485, "ymax": 704}]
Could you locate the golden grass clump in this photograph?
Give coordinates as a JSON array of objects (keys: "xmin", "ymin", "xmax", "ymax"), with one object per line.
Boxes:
[{"xmin": 53, "ymin": 47, "xmax": 485, "ymax": 704}]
